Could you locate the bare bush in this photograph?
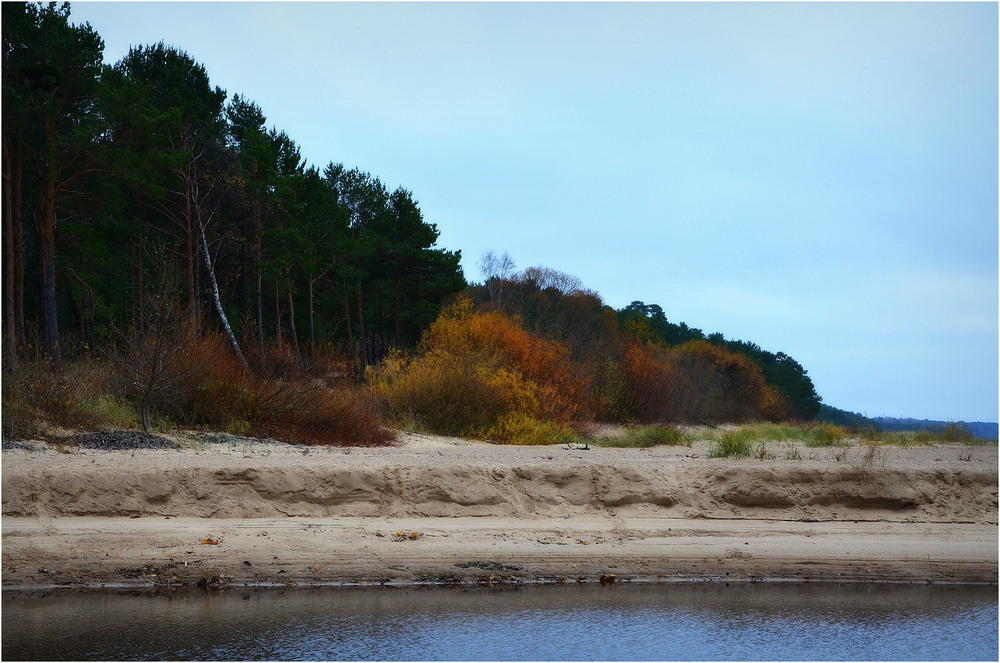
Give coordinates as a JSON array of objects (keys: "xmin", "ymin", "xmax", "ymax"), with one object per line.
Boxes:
[
  {"xmin": 105, "ymin": 288, "xmax": 204, "ymax": 433},
  {"xmin": 519, "ymin": 265, "xmax": 583, "ymax": 295}
]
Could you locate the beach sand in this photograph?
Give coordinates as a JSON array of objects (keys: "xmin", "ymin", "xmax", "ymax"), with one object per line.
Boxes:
[{"xmin": 2, "ymin": 432, "xmax": 996, "ymax": 588}]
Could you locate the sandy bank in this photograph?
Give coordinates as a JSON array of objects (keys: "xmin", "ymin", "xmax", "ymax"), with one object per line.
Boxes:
[{"xmin": 2, "ymin": 434, "xmax": 997, "ymax": 587}]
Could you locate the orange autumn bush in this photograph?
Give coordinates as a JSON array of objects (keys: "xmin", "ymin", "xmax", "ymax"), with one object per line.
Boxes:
[
  {"xmin": 620, "ymin": 341, "xmax": 677, "ymax": 423},
  {"xmin": 593, "ymin": 340, "xmax": 678, "ymax": 424},
  {"xmin": 667, "ymin": 339, "xmax": 788, "ymax": 423},
  {"xmin": 2, "ymin": 328, "xmax": 391, "ymax": 446},
  {"xmin": 104, "ymin": 330, "xmax": 391, "ymax": 445},
  {"xmin": 370, "ymin": 298, "xmax": 593, "ymax": 443}
]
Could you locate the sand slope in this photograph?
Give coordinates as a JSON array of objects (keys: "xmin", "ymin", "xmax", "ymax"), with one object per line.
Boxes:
[{"xmin": 2, "ymin": 434, "xmax": 997, "ymax": 587}]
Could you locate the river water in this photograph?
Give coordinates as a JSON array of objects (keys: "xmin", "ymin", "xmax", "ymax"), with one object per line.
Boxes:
[{"xmin": 3, "ymin": 582, "xmax": 997, "ymax": 661}]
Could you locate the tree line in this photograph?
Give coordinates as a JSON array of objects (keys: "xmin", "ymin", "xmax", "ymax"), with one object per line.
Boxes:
[
  {"xmin": 467, "ymin": 252, "xmax": 821, "ymax": 422},
  {"xmin": 2, "ymin": 2, "xmax": 465, "ymax": 372},
  {"xmin": 3, "ymin": 2, "xmax": 823, "ymax": 439}
]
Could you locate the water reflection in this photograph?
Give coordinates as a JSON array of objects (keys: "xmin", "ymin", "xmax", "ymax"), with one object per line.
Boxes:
[{"xmin": 3, "ymin": 582, "xmax": 997, "ymax": 661}]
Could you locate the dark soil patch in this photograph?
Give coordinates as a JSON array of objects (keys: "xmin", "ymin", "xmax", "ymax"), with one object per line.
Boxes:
[{"xmin": 74, "ymin": 431, "xmax": 178, "ymax": 451}]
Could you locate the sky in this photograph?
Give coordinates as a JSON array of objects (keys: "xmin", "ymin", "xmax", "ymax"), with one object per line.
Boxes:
[{"xmin": 67, "ymin": 1, "xmax": 998, "ymax": 423}]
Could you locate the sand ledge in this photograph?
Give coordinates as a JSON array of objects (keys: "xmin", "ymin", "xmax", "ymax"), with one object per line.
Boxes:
[{"xmin": 2, "ymin": 435, "xmax": 997, "ymax": 588}]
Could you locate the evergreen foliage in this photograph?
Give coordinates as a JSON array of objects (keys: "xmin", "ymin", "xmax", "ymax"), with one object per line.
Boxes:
[
  {"xmin": 2, "ymin": 3, "xmax": 466, "ymax": 370},
  {"xmin": 817, "ymin": 404, "xmax": 873, "ymax": 429}
]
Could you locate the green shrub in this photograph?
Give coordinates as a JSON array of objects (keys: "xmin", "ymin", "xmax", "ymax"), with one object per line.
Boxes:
[
  {"xmin": 806, "ymin": 423, "xmax": 847, "ymax": 447},
  {"xmin": 596, "ymin": 425, "xmax": 684, "ymax": 448},
  {"xmin": 757, "ymin": 423, "xmax": 808, "ymax": 441},
  {"xmin": 70, "ymin": 395, "xmax": 141, "ymax": 431},
  {"xmin": 709, "ymin": 428, "xmax": 754, "ymax": 458},
  {"xmin": 887, "ymin": 431, "xmax": 935, "ymax": 447},
  {"xmin": 222, "ymin": 418, "xmax": 252, "ymax": 437}
]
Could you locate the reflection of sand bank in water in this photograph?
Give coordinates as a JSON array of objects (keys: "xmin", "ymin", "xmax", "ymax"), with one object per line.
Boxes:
[
  {"xmin": 2, "ymin": 434, "xmax": 997, "ymax": 587},
  {"xmin": 5, "ymin": 584, "xmax": 998, "ymax": 661}
]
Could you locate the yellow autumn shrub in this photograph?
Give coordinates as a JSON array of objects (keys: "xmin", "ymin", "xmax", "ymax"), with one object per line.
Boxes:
[{"xmin": 371, "ymin": 297, "xmax": 593, "ymax": 443}]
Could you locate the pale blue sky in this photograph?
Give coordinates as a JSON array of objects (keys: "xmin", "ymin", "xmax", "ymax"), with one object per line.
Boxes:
[{"xmin": 69, "ymin": 1, "xmax": 998, "ymax": 422}]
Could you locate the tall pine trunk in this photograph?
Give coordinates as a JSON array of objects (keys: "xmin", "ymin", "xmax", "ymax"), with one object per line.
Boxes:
[
  {"xmin": 253, "ymin": 207, "xmax": 264, "ymax": 353},
  {"xmin": 38, "ymin": 184, "xmax": 60, "ymax": 368},
  {"xmin": 354, "ymin": 257, "xmax": 366, "ymax": 365},
  {"xmin": 395, "ymin": 276, "xmax": 404, "ymax": 347},
  {"xmin": 2, "ymin": 134, "xmax": 18, "ymax": 370},
  {"xmin": 343, "ymin": 292, "xmax": 354, "ymax": 350},
  {"xmin": 183, "ymin": 163, "xmax": 198, "ymax": 332},
  {"xmin": 274, "ymin": 278, "xmax": 282, "ymax": 345},
  {"xmin": 131, "ymin": 242, "xmax": 144, "ymax": 335},
  {"xmin": 356, "ymin": 284, "xmax": 366, "ymax": 365},
  {"xmin": 307, "ymin": 275, "xmax": 315, "ymax": 353},
  {"xmin": 13, "ymin": 141, "xmax": 25, "ymax": 353},
  {"xmin": 287, "ymin": 282, "xmax": 299, "ymax": 358}
]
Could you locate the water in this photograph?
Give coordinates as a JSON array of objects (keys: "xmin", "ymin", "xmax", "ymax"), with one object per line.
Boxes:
[{"xmin": 3, "ymin": 582, "xmax": 997, "ymax": 661}]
